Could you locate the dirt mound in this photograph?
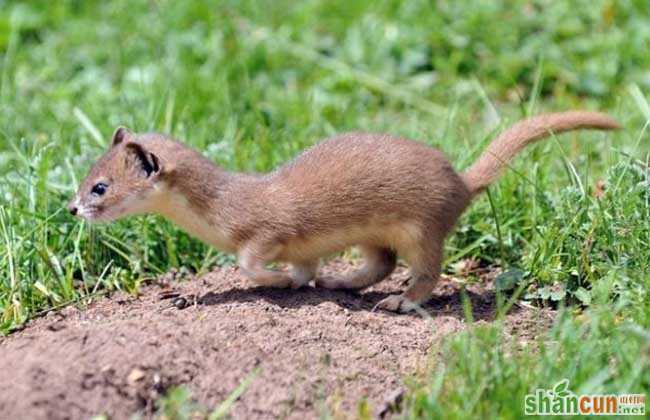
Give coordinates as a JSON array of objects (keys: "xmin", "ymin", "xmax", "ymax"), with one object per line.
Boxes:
[{"xmin": 0, "ymin": 261, "xmax": 554, "ymax": 419}]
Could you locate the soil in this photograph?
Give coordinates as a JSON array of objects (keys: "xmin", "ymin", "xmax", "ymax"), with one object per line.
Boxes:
[{"xmin": 0, "ymin": 260, "xmax": 554, "ymax": 420}]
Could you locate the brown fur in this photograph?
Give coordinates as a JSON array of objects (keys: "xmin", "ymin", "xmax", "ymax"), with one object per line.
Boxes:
[
  {"xmin": 69, "ymin": 111, "xmax": 619, "ymax": 312},
  {"xmin": 462, "ymin": 111, "xmax": 620, "ymax": 196}
]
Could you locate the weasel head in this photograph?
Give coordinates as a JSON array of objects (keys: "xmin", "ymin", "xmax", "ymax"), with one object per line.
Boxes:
[{"xmin": 68, "ymin": 127, "xmax": 168, "ymax": 222}]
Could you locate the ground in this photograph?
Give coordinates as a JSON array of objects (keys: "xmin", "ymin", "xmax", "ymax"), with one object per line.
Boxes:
[
  {"xmin": 0, "ymin": 261, "xmax": 553, "ymax": 419},
  {"xmin": 0, "ymin": 1, "xmax": 648, "ymax": 418}
]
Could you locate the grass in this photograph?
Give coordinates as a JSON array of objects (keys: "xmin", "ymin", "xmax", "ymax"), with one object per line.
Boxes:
[
  {"xmin": 0, "ymin": 0, "xmax": 648, "ymax": 417},
  {"xmin": 406, "ymin": 303, "xmax": 649, "ymax": 418}
]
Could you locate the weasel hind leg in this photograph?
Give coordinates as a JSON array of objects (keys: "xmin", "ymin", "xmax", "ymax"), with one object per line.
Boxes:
[
  {"xmin": 374, "ymin": 240, "xmax": 442, "ymax": 313},
  {"xmin": 316, "ymin": 245, "xmax": 396, "ymax": 290}
]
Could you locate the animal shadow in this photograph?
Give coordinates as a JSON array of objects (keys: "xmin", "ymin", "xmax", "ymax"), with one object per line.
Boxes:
[{"xmin": 197, "ymin": 280, "xmax": 505, "ymax": 321}]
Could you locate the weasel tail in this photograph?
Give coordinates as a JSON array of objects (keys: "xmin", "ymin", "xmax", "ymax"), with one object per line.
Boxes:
[{"xmin": 461, "ymin": 111, "xmax": 621, "ymax": 198}]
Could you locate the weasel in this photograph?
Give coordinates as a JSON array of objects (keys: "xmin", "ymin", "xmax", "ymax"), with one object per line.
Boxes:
[{"xmin": 68, "ymin": 111, "xmax": 620, "ymax": 313}]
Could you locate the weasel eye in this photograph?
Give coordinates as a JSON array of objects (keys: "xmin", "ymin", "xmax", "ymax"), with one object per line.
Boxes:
[{"xmin": 91, "ymin": 182, "xmax": 108, "ymax": 196}]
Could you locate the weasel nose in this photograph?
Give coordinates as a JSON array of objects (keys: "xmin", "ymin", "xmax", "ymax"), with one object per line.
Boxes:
[{"xmin": 67, "ymin": 202, "xmax": 78, "ymax": 216}]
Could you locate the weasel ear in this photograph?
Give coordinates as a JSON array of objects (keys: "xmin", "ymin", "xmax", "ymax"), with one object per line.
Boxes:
[
  {"xmin": 112, "ymin": 126, "xmax": 133, "ymax": 146},
  {"xmin": 124, "ymin": 142, "xmax": 161, "ymax": 178}
]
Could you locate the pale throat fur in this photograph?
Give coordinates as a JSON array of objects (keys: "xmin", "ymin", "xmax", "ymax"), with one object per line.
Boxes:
[{"xmin": 146, "ymin": 158, "xmax": 261, "ymax": 255}]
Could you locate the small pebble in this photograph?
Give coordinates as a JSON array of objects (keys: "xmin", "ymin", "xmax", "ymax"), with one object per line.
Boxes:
[
  {"xmin": 127, "ymin": 368, "xmax": 146, "ymax": 384},
  {"xmin": 172, "ymin": 297, "xmax": 188, "ymax": 309}
]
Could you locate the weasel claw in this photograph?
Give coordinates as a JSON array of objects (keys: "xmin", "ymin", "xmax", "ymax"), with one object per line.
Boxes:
[{"xmin": 372, "ymin": 295, "xmax": 417, "ymax": 313}]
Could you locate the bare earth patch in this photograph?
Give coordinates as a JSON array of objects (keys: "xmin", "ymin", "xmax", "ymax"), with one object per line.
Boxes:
[{"xmin": 0, "ymin": 261, "xmax": 554, "ymax": 419}]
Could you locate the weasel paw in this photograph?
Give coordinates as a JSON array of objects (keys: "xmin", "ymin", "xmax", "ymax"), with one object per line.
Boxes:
[
  {"xmin": 290, "ymin": 279, "xmax": 310, "ymax": 289},
  {"xmin": 373, "ymin": 295, "xmax": 417, "ymax": 313},
  {"xmin": 269, "ymin": 280, "xmax": 293, "ymax": 289},
  {"xmin": 315, "ymin": 277, "xmax": 347, "ymax": 289}
]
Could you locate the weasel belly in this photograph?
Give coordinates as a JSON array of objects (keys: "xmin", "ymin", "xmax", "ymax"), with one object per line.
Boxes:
[{"xmin": 278, "ymin": 219, "xmax": 421, "ymax": 261}]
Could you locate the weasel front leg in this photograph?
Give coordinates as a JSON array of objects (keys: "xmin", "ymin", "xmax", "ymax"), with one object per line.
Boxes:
[
  {"xmin": 238, "ymin": 242, "xmax": 293, "ymax": 288},
  {"xmin": 238, "ymin": 242, "xmax": 318, "ymax": 289},
  {"xmin": 290, "ymin": 260, "xmax": 319, "ymax": 289}
]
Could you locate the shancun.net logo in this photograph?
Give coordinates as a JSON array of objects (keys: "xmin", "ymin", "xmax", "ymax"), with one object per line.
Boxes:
[{"xmin": 524, "ymin": 379, "xmax": 645, "ymax": 416}]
